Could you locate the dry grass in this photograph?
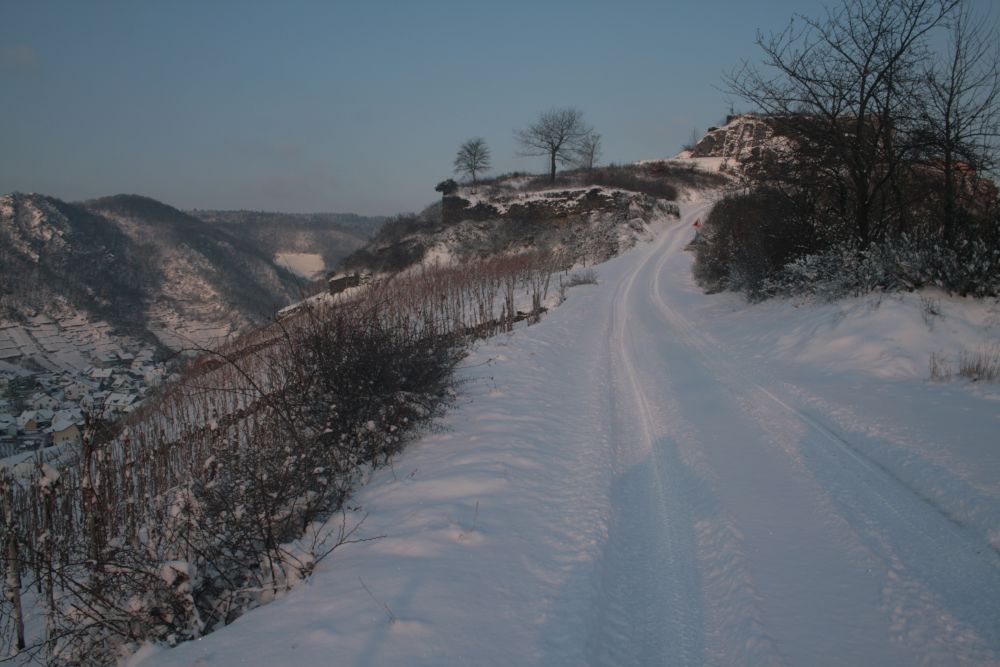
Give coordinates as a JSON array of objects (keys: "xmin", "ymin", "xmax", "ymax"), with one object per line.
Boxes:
[
  {"xmin": 928, "ymin": 351, "xmax": 952, "ymax": 381},
  {"xmin": 929, "ymin": 344, "xmax": 1000, "ymax": 382},
  {"xmin": 958, "ymin": 345, "xmax": 1000, "ymax": 382}
]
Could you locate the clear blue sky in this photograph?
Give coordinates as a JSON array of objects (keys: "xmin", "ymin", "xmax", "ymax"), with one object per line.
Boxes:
[{"xmin": 1, "ymin": 0, "xmax": 994, "ymax": 215}]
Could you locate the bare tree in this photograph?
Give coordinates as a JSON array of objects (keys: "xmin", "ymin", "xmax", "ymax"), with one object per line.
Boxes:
[
  {"xmin": 919, "ymin": 2, "xmax": 1000, "ymax": 244},
  {"xmin": 728, "ymin": 0, "xmax": 958, "ymax": 246},
  {"xmin": 683, "ymin": 127, "xmax": 701, "ymax": 152},
  {"xmin": 516, "ymin": 108, "xmax": 594, "ymax": 184},
  {"xmin": 453, "ymin": 138, "xmax": 492, "ymax": 184},
  {"xmin": 575, "ymin": 132, "xmax": 602, "ymax": 170}
]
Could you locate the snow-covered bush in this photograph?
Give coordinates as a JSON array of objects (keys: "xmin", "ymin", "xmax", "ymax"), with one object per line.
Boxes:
[
  {"xmin": 767, "ymin": 235, "xmax": 1000, "ymax": 300},
  {"xmin": 694, "ymin": 186, "xmax": 1000, "ymax": 301}
]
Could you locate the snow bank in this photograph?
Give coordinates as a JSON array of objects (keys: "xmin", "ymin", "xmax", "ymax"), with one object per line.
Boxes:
[{"xmin": 702, "ymin": 289, "xmax": 1000, "ymax": 382}]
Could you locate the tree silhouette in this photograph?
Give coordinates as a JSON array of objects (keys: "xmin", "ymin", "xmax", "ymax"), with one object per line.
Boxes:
[
  {"xmin": 453, "ymin": 138, "xmax": 492, "ymax": 184},
  {"xmin": 516, "ymin": 108, "xmax": 594, "ymax": 184}
]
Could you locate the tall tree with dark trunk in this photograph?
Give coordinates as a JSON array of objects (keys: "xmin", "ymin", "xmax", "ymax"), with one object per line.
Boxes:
[
  {"xmin": 453, "ymin": 138, "xmax": 492, "ymax": 184},
  {"xmin": 516, "ymin": 108, "xmax": 594, "ymax": 184}
]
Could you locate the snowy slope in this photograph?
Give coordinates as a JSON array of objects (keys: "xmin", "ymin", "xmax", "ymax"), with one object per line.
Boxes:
[{"xmin": 135, "ymin": 200, "xmax": 1000, "ymax": 666}]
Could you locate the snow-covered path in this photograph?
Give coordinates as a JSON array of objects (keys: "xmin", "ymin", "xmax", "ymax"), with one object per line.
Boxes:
[
  {"xmin": 587, "ymin": 204, "xmax": 1000, "ymax": 665},
  {"xmin": 137, "ymin": 203, "xmax": 1000, "ymax": 667}
]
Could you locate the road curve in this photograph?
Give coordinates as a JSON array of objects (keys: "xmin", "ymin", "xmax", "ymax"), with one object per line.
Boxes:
[{"xmin": 585, "ymin": 203, "xmax": 1000, "ymax": 666}]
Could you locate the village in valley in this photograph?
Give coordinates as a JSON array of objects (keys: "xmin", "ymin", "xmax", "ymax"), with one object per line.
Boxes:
[{"xmin": 0, "ymin": 313, "xmax": 170, "ymax": 458}]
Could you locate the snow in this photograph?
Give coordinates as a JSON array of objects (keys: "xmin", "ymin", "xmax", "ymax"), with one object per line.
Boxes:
[
  {"xmin": 456, "ymin": 185, "xmax": 621, "ymax": 215},
  {"xmin": 708, "ymin": 288, "xmax": 999, "ymax": 380},
  {"xmin": 274, "ymin": 252, "xmax": 326, "ymax": 280},
  {"xmin": 134, "ymin": 199, "xmax": 1000, "ymax": 666}
]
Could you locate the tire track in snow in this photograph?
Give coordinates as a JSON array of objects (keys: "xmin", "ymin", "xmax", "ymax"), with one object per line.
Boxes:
[
  {"xmin": 659, "ymin": 209, "xmax": 796, "ymax": 666},
  {"xmin": 645, "ymin": 210, "xmax": 1000, "ymax": 663},
  {"xmin": 640, "ymin": 206, "xmax": 788, "ymax": 667},
  {"xmin": 585, "ymin": 204, "xmax": 790, "ymax": 666},
  {"xmin": 584, "ymin": 210, "xmax": 707, "ymax": 667}
]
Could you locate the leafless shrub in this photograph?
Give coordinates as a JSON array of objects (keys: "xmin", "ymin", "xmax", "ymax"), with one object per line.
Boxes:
[
  {"xmin": 0, "ymin": 247, "xmax": 568, "ymax": 664},
  {"xmin": 929, "ymin": 351, "xmax": 952, "ymax": 380},
  {"xmin": 920, "ymin": 296, "xmax": 942, "ymax": 330}
]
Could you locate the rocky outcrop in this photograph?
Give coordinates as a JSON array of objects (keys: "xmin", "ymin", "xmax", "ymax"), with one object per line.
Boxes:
[{"xmin": 690, "ymin": 114, "xmax": 783, "ymax": 163}]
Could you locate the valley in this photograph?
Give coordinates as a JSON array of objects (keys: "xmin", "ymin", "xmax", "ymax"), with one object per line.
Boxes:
[{"xmin": 0, "ymin": 192, "xmax": 380, "ymax": 460}]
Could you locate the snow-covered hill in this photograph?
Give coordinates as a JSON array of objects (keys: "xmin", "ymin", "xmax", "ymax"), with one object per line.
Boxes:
[
  {"xmin": 134, "ymin": 199, "xmax": 1000, "ymax": 666},
  {"xmin": 338, "ymin": 172, "xmax": 684, "ymax": 279}
]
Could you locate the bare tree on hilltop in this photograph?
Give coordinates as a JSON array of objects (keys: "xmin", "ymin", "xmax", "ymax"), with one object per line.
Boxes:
[
  {"xmin": 575, "ymin": 132, "xmax": 602, "ymax": 171},
  {"xmin": 453, "ymin": 138, "xmax": 492, "ymax": 184},
  {"xmin": 516, "ymin": 108, "xmax": 597, "ymax": 184}
]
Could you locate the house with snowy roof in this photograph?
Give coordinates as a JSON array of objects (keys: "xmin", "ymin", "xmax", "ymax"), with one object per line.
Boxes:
[
  {"xmin": 48, "ymin": 409, "xmax": 85, "ymax": 447},
  {"xmin": 82, "ymin": 391, "xmax": 109, "ymax": 411},
  {"xmin": 89, "ymin": 367, "xmax": 113, "ymax": 382},
  {"xmin": 64, "ymin": 381, "xmax": 96, "ymax": 402},
  {"xmin": 29, "ymin": 392, "xmax": 61, "ymax": 412},
  {"xmin": 102, "ymin": 392, "xmax": 138, "ymax": 419},
  {"xmin": 18, "ymin": 409, "xmax": 54, "ymax": 432}
]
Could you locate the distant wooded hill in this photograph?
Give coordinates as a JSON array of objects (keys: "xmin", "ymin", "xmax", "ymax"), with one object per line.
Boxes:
[
  {"xmin": 189, "ymin": 209, "xmax": 382, "ymax": 275},
  {"xmin": 0, "ymin": 193, "xmax": 381, "ymax": 351}
]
